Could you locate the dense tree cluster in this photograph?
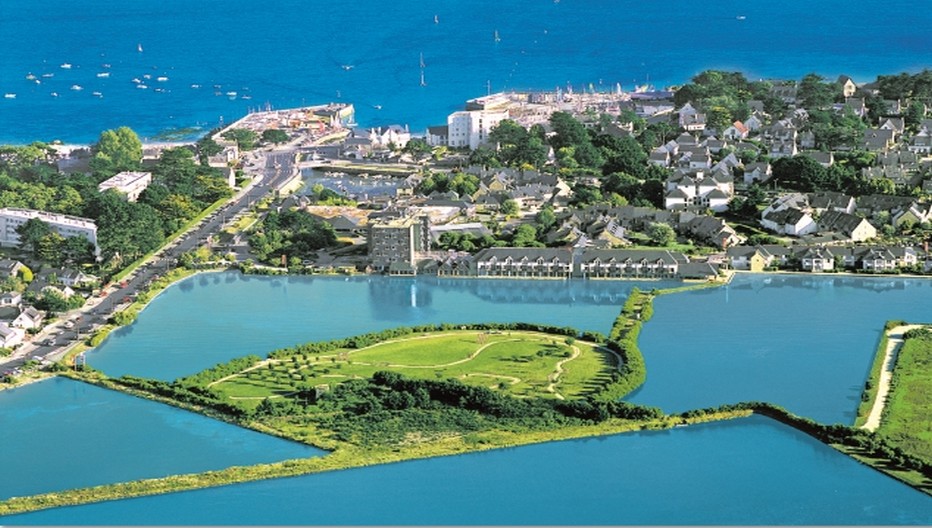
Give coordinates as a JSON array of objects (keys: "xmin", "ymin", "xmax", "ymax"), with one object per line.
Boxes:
[{"xmin": 248, "ymin": 209, "xmax": 337, "ymax": 265}]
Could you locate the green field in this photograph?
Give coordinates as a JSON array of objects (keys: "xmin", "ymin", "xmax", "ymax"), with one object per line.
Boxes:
[
  {"xmin": 210, "ymin": 331, "xmax": 614, "ymax": 407},
  {"xmin": 879, "ymin": 328, "xmax": 932, "ymax": 462}
]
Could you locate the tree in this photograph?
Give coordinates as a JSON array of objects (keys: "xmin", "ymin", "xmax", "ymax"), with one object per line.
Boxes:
[
  {"xmin": 261, "ymin": 129, "xmax": 290, "ymax": 145},
  {"xmin": 36, "ymin": 232, "xmax": 65, "ymax": 265},
  {"xmin": 646, "ymin": 222, "xmax": 676, "ymax": 246},
  {"xmin": 221, "ymin": 129, "xmax": 258, "ymax": 151},
  {"xmin": 15, "ymin": 218, "xmax": 52, "ymax": 254},
  {"xmin": 500, "ymin": 199, "xmax": 519, "ymax": 217},
  {"xmin": 548, "ymin": 112, "xmax": 590, "ymax": 151},
  {"xmin": 797, "ymin": 74, "xmax": 836, "ymax": 109},
  {"xmin": 89, "ymin": 127, "xmax": 143, "ymax": 175}
]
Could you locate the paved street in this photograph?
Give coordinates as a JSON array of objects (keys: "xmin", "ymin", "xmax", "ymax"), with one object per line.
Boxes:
[{"xmin": 1, "ymin": 146, "xmax": 301, "ymax": 372}]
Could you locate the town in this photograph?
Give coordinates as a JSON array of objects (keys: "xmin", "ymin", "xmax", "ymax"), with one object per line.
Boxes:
[{"xmin": 2, "ymin": 69, "xmax": 932, "ymax": 376}]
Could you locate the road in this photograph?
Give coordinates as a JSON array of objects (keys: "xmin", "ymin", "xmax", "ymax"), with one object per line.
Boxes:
[{"xmin": 1, "ymin": 146, "xmax": 301, "ymax": 372}]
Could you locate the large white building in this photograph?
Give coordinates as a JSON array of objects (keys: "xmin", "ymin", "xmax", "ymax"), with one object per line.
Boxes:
[
  {"xmin": 0, "ymin": 208, "xmax": 100, "ymax": 256},
  {"xmin": 97, "ymin": 171, "xmax": 152, "ymax": 202},
  {"xmin": 446, "ymin": 109, "xmax": 509, "ymax": 150}
]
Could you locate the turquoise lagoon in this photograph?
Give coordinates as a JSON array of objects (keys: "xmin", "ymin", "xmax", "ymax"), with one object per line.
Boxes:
[
  {"xmin": 86, "ymin": 273, "xmax": 668, "ymax": 380},
  {"xmin": 6, "ymin": 416, "xmax": 931, "ymax": 525},
  {"xmin": 0, "ymin": 377, "xmax": 320, "ymax": 502},
  {"xmin": 3, "ymin": 273, "xmax": 932, "ymax": 524}
]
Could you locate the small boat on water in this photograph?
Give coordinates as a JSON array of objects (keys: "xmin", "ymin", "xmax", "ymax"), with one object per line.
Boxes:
[
  {"xmin": 25, "ymin": 73, "xmax": 36, "ymax": 80},
  {"xmin": 156, "ymin": 76, "xmax": 168, "ymax": 82},
  {"xmin": 92, "ymin": 91, "xmax": 103, "ymax": 97},
  {"xmin": 226, "ymin": 91, "xmax": 237, "ymax": 97},
  {"xmin": 4, "ymin": 93, "xmax": 16, "ymax": 99},
  {"xmin": 102, "ymin": 63, "xmax": 111, "ymax": 69},
  {"xmin": 70, "ymin": 84, "xmax": 83, "ymax": 91},
  {"xmin": 143, "ymin": 74, "xmax": 151, "ymax": 79},
  {"xmin": 132, "ymin": 78, "xmax": 142, "ymax": 84},
  {"xmin": 41, "ymin": 73, "xmax": 54, "ymax": 78},
  {"xmin": 241, "ymin": 94, "xmax": 252, "ymax": 100},
  {"xmin": 50, "ymin": 92, "xmax": 59, "ymax": 97},
  {"xmin": 494, "ymin": 29, "xmax": 501, "ymax": 42},
  {"xmin": 60, "ymin": 63, "xmax": 72, "ymax": 69},
  {"xmin": 96, "ymin": 72, "xmax": 110, "ymax": 78},
  {"xmin": 136, "ymin": 84, "xmax": 148, "ymax": 89},
  {"xmin": 137, "ymin": 43, "xmax": 143, "ymax": 53},
  {"xmin": 191, "ymin": 84, "xmax": 201, "ymax": 89},
  {"xmin": 736, "ymin": 15, "xmax": 746, "ymax": 20},
  {"xmin": 434, "ymin": 14, "xmax": 438, "ymax": 24}
]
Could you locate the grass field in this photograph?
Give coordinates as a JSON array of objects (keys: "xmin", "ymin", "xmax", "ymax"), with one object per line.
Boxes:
[
  {"xmin": 210, "ymin": 331, "xmax": 615, "ymax": 407},
  {"xmin": 878, "ymin": 329, "xmax": 932, "ymax": 462}
]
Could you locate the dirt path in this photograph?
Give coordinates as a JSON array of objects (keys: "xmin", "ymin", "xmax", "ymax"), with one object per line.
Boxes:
[
  {"xmin": 861, "ymin": 324, "xmax": 923, "ymax": 431},
  {"xmin": 545, "ymin": 345, "xmax": 581, "ymax": 400}
]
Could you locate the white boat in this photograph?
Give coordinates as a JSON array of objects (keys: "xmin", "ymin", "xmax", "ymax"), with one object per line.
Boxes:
[
  {"xmin": 4, "ymin": 93, "xmax": 16, "ymax": 99},
  {"xmin": 241, "ymin": 94, "xmax": 252, "ymax": 100},
  {"xmin": 736, "ymin": 15, "xmax": 746, "ymax": 20},
  {"xmin": 137, "ymin": 43, "xmax": 143, "ymax": 52},
  {"xmin": 92, "ymin": 91, "xmax": 103, "ymax": 97},
  {"xmin": 60, "ymin": 63, "xmax": 72, "ymax": 69},
  {"xmin": 101, "ymin": 63, "xmax": 111, "ymax": 69},
  {"xmin": 191, "ymin": 84, "xmax": 201, "ymax": 89},
  {"xmin": 494, "ymin": 30, "xmax": 501, "ymax": 42},
  {"xmin": 419, "ymin": 52, "xmax": 426, "ymax": 68},
  {"xmin": 132, "ymin": 78, "xmax": 142, "ymax": 84},
  {"xmin": 136, "ymin": 84, "xmax": 148, "ymax": 89},
  {"xmin": 25, "ymin": 73, "xmax": 36, "ymax": 80},
  {"xmin": 50, "ymin": 92, "xmax": 59, "ymax": 97},
  {"xmin": 70, "ymin": 84, "xmax": 83, "ymax": 91},
  {"xmin": 96, "ymin": 72, "xmax": 110, "ymax": 78},
  {"xmin": 434, "ymin": 14, "xmax": 439, "ymax": 24},
  {"xmin": 143, "ymin": 74, "xmax": 151, "ymax": 79},
  {"xmin": 226, "ymin": 91, "xmax": 237, "ymax": 97},
  {"xmin": 341, "ymin": 64, "xmax": 354, "ymax": 71},
  {"xmin": 156, "ymin": 76, "xmax": 168, "ymax": 82},
  {"xmin": 41, "ymin": 73, "xmax": 54, "ymax": 78}
]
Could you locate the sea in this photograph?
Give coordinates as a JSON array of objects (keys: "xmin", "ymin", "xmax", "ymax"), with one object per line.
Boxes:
[{"xmin": 1, "ymin": 0, "xmax": 931, "ymax": 144}]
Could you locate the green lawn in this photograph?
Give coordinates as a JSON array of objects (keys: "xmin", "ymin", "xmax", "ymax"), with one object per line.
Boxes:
[
  {"xmin": 211, "ymin": 331, "xmax": 616, "ymax": 402},
  {"xmin": 879, "ymin": 330, "xmax": 932, "ymax": 462}
]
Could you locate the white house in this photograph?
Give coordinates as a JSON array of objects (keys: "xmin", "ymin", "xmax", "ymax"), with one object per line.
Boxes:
[
  {"xmin": 761, "ymin": 208, "xmax": 818, "ymax": 237},
  {"xmin": 0, "ymin": 322, "xmax": 24, "ymax": 348},
  {"xmin": 664, "ymin": 171, "xmax": 734, "ymax": 212}
]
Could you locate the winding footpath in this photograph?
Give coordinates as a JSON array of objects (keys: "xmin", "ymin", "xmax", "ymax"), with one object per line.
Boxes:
[{"xmin": 861, "ymin": 324, "xmax": 923, "ymax": 431}]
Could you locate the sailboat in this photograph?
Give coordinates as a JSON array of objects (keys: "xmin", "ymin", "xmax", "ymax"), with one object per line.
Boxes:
[
  {"xmin": 137, "ymin": 43, "xmax": 143, "ymax": 53},
  {"xmin": 434, "ymin": 14, "xmax": 439, "ymax": 24},
  {"xmin": 419, "ymin": 52, "xmax": 426, "ymax": 69},
  {"xmin": 494, "ymin": 30, "xmax": 501, "ymax": 42}
]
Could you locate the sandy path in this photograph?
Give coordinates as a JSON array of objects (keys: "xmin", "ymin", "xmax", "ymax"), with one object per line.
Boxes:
[{"xmin": 861, "ymin": 324, "xmax": 923, "ymax": 431}]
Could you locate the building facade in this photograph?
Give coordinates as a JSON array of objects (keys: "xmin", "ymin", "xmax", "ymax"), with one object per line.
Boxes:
[
  {"xmin": 97, "ymin": 171, "xmax": 152, "ymax": 202},
  {"xmin": 367, "ymin": 215, "xmax": 431, "ymax": 272},
  {"xmin": 0, "ymin": 208, "xmax": 100, "ymax": 256}
]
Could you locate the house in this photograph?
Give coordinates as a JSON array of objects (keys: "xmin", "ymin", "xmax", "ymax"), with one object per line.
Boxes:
[
  {"xmin": 908, "ymin": 130, "xmax": 932, "ymax": 155},
  {"xmin": 722, "ymin": 121, "xmax": 749, "ymax": 140},
  {"xmin": 744, "ymin": 114, "xmax": 766, "ymax": 132},
  {"xmin": 11, "ymin": 306, "xmax": 43, "ymax": 329},
  {"xmin": 769, "ymin": 140, "xmax": 798, "ymax": 159},
  {"xmin": 58, "ymin": 269, "xmax": 98, "ymax": 288},
  {"xmin": 0, "ymin": 291, "xmax": 22, "ymax": 307},
  {"xmin": 726, "ymin": 246, "xmax": 768, "ymax": 272},
  {"xmin": 663, "ymin": 170, "xmax": 734, "ymax": 212},
  {"xmin": 743, "ymin": 162, "xmax": 772, "ymax": 184},
  {"xmin": 0, "ymin": 322, "xmax": 24, "ymax": 348},
  {"xmin": 799, "ymin": 131, "xmax": 817, "ymax": 149},
  {"xmin": 808, "ymin": 192, "xmax": 856, "ymax": 215},
  {"xmin": 837, "ymin": 75, "xmax": 858, "ymax": 98},
  {"xmin": 797, "ymin": 246, "xmax": 836, "ymax": 272},
  {"xmin": 862, "ymin": 128, "xmax": 896, "ymax": 152},
  {"xmin": 807, "ymin": 151, "xmax": 834, "ymax": 167},
  {"xmin": 0, "ymin": 259, "xmax": 24, "ymax": 279},
  {"xmin": 761, "ymin": 208, "xmax": 818, "ymax": 237},
  {"xmin": 817, "ymin": 210, "xmax": 877, "ymax": 242}
]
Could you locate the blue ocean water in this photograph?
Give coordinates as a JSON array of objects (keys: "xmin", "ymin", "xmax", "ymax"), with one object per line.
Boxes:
[
  {"xmin": 0, "ymin": 377, "xmax": 321, "ymax": 501},
  {"xmin": 1, "ymin": 0, "xmax": 930, "ymax": 143},
  {"xmin": 5, "ymin": 415, "xmax": 931, "ymax": 525},
  {"xmin": 86, "ymin": 273, "xmax": 670, "ymax": 380}
]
